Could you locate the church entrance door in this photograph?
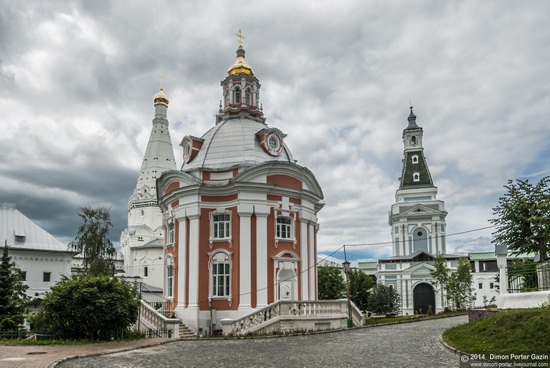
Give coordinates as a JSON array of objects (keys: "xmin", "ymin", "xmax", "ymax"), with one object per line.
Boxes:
[
  {"xmin": 413, "ymin": 283, "xmax": 435, "ymax": 314},
  {"xmin": 277, "ymin": 268, "xmax": 296, "ymax": 301}
]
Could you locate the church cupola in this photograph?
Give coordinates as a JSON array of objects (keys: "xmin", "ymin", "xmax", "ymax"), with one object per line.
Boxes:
[
  {"xmin": 399, "ymin": 106, "xmax": 434, "ymax": 189},
  {"xmin": 217, "ymin": 30, "xmax": 264, "ymax": 124}
]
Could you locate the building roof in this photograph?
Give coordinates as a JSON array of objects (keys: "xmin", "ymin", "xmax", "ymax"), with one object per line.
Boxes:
[
  {"xmin": 468, "ymin": 252, "xmax": 535, "ymax": 261},
  {"xmin": 0, "ymin": 203, "xmax": 73, "ymax": 254},
  {"xmin": 182, "ymin": 117, "xmax": 294, "ymax": 171}
]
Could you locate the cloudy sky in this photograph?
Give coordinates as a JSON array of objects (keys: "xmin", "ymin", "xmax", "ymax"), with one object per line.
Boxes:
[{"xmin": 1, "ymin": 1, "xmax": 549, "ymax": 262}]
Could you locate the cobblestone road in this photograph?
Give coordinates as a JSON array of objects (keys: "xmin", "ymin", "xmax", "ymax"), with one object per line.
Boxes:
[{"xmin": 58, "ymin": 315, "xmax": 467, "ymax": 368}]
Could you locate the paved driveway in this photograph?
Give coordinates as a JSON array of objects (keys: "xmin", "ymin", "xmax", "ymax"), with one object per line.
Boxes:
[{"xmin": 59, "ymin": 315, "xmax": 467, "ymax": 368}]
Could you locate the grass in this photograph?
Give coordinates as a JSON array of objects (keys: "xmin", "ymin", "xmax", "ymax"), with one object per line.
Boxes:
[
  {"xmin": 365, "ymin": 311, "xmax": 467, "ymax": 326},
  {"xmin": 443, "ymin": 307, "xmax": 550, "ymax": 359}
]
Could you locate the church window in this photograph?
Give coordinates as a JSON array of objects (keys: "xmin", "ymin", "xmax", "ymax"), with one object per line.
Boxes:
[
  {"xmin": 440, "ymin": 224, "xmax": 445, "ymax": 232},
  {"xmin": 167, "ymin": 265, "xmax": 174, "ymax": 298},
  {"xmin": 168, "ymin": 222, "xmax": 175, "ymax": 245},
  {"xmin": 412, "ymin": 155, "xmax": 419, "ymax": 164},
  {"xmin": 43, "ymin": 272, "xmax": 51, "ymax": 282},
  {"xmin": 413, "ymin": 173, "xmax": 420, "ymax": 182},
  {"xmin": 234, "ymin": 87, "xmax": 241, "ymax": 104},
  {"xmin": 212, "ymin": 212, "xmax": 231, "ymax": 240},
  {"xmin": 411, "ymin": 136, "xmax": 417, "ymax": 146},
  {"xmin": 210, "ymin": 252, "xmax": 231, "ymax": 298},
  {"xmin": 144, "ymin": 266, "xmax": 149, "ymax": 278},
  {"xmin": 478, "ymin": 283, "xmax": 483, "ymax": 289},
  {"xmin": 490, "ymin": 282, "xmax": 494, "ymax": 289},
  {"xmin": 20, "ymin": 270, "xmax": 26, "ymax": 281},
  {"xmin": 394, "ymin": 226, "xmax": 399, "ymax": 234},
  {"xmin": 246, "ymin": 87, "xmax": 252, "ymax": 105},
  {"xmin": 276, "ymin": 217, "xmax": 293, "ymax": 240}
]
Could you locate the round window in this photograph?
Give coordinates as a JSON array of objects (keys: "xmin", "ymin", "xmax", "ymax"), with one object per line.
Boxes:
[
  {"xmin": 268, "ymin": 135, "xmax": 279, "ymax": 150},
  {"xmin": 417, "ymin": 231, "xmax": 423, "ymax": 237},
  {"xmin": 184, "ymin": 141, "xmax": 192, "ymax": 161}
]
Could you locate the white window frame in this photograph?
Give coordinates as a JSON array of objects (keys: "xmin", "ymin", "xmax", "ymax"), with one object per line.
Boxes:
[
  {"xmin": 209, "ymin": 251, "xmax": 232, "ymax": 304},
  {"xmin": 276, "ymin": 216, "xmax": 293, "ymax": 240},
  {"xmin": 168, "ymin": 222, "xmax": 175, "ymax": 245},
  {"xmin": 413, "ymin": 172, "xmax": 420, "ymax": 182},
  {"xmin": 412, "ymin": 155, "xmax": 419, "ymax": 164},
  {"xmin": 210, "ymin": 211, "xmax": 232, "ymax": 247},
  {"xmin": 166, "ymin": 265, "xmax": 174, "ymax": 298}
]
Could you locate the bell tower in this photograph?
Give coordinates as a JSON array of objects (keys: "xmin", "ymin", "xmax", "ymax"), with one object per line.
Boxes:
[{"xmin": 388, "ymin": 107, "xmax": 448, "ymax": 256}]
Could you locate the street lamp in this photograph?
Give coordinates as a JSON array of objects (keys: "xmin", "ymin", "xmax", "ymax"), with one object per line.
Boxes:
[{"xmin": 342, "ymin": 249, "xmax": 352, "ymax": 328}]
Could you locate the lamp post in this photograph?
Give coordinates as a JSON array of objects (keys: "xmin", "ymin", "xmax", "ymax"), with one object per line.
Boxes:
[{"xmin": 342, "ymin": 245, "xmax": 352, "ymax": 328}]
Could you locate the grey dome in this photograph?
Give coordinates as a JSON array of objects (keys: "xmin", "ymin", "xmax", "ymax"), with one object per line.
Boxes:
[{"xmin": 182, "ymin": 117, "xmax": 294, "ymax": 171}]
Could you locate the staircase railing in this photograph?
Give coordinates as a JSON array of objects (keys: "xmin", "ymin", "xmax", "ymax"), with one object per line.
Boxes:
[
  {"xmin": 221, "ymin": 299, "xmax": 363, "ymax": 336},
  {"xmin": 138, "ymin": 299, "xmax": 180, "ymax": 338}
]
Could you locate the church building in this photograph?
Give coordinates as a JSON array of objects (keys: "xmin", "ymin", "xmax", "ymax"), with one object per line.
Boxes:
[
  {"xmin": 377, "ymin": 108, "xmax": 459, "ymax": 315},
  {"xmin": 156, "ymin": 42, "xmax": 325, "ymax": 332},
  {"xmin": 120, "ymin": 87, "xmax": 176, "ymax": 291}
]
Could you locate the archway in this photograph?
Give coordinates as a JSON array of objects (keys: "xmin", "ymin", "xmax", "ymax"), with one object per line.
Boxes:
[
  {"xmin": 413, "ymin": 283, "xmax": 435, "ymax": 314},
  {"xmin": 277, "ymin": 268, "xmax": 297, "ymax": 301}
]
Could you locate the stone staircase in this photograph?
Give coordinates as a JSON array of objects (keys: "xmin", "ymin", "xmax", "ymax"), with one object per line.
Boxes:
[{"xmin": 179, "ymin": 322, "xmax": 196, "ymax": 339}]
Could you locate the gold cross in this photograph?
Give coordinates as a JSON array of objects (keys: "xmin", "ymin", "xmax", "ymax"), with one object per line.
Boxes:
[{"xmin": 236, "ymin": 29, "xmax": 245, "ymax": 46}]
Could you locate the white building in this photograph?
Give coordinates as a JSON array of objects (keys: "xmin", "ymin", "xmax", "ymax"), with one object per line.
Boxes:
[
  {"xmin": 0, "ymin": 203, "xmax": 75, "ymax": 300},
  {"xmin": 120, "ymin": 88, "xmax": 176, "ymax": 292}
]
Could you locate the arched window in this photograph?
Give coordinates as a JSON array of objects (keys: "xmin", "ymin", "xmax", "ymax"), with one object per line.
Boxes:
[
  {"xmin": 234, "ymin": 87, "xmax": 241, "ymax": 104},
  {"xmin": 210, "ymin": 252, "xmax": 231, "ymax": 298},
  {"xmin": 411, "ymin": 136, "xmax": 417, "ymax": 146},
  {"xmin": 246, "ymin": 87, "xmax": 252, "ymax": 105},
  {"xmin": 168, "ymin": 222, "xmax": 175, "ymax": 245},
  {"xmin": 276, "ymin": 217, "xmax": 293, "ymax": 239},
  {"xmin": 144, "ymin": 266, "xmax": 149, "ymax": 278},
  {"xmin": 413, "ymin": 172, "xmax": 420, "ymax": 182},
  {"xmin": 412, "ymin": 155, "xmax": 419, "ymax": 164}
]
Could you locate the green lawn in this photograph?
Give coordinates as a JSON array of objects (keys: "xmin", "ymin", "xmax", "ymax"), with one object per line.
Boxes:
[{"xmin": 443, "ymin": 307, "xmax": 550, "ymax": 359}]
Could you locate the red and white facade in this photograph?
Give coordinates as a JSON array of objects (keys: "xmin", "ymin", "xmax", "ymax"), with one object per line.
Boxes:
[{"xmin": 157, "ymin": 45, "xmax": 324, "ymax": 333}]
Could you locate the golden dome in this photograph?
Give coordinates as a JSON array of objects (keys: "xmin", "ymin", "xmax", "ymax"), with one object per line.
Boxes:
[
  {"xmin": 153, "ymin": 88, "xmax": 169, "ymax": 105},
  {"xmin": 227, "ymin": 46, "xmax": 254, "ymax": 76}
]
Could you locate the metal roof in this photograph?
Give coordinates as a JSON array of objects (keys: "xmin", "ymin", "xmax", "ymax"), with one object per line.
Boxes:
[
  {"xmin": 468, "ymin": 252, "xmax": 535, "ymax": 261},
  {"xmin": 183, "ymin": 117, "xmax": 293, "ymax": 171},
  {"xmin": 0, "ymin": 203, "xmax": 73, "ymax": 254}
]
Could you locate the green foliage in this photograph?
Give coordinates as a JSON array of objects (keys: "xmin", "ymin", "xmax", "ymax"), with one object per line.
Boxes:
[
  {"xmin": 0, "ymin": 242, "xmax": 29, "ymax": 330},
  {"xmin": 70, "ymin": 206, "xmax": 116, "ymax": 276},
  {"xmin": 430, "ymin": 255, "xmax": 474, "ymax": 310},
  {"xmin": 317, "ymin": 266, "xmax": 345, "ymax": 300},
  {"xmin": 367, "ymin": 284, "xmax": 400, "ymax": 315},
  {"xmin": 508, "ymin": 259, "xmax": 539, "ymax": 292},
  {"xmin": 348, "ymin": 269, "xmax": 373, "ymax": 312},
  {"xmin": 490, "ymin": 176, "xmax": 550, "ymax": 261},
  {"xmin": 35, "ymin": 275, "xmax": 139, "ymax": 340},
  {"xmin": 443, "ymin": 308, "xmax": 550, "ymax": 358}
]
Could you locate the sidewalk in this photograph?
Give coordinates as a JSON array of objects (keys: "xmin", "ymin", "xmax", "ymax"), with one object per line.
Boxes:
[{"xmin": 0, "ymin": 338, "xmax": 174, "ymax": 368}]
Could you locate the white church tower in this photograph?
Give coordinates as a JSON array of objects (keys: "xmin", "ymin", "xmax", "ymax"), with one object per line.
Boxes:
[
  {"xmin": 378, "ymin": 107, "xmax": 458, "ymax": 316},
  {"xmin": 120, "ymin": 88, "xmax": 176, "ymax": 290},
  {"xmin": 389, "ymin": 106, "xmax": 448, "ymax": 256}
]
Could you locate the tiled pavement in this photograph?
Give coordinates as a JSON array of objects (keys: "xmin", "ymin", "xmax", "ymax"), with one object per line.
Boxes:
[
  {"xmin": 0, "ymin": 315, "xmax": 468, "ymax": 368},
  {"xmin": 56, "ymin": 315, "xmax": 468, "ymax": 368},
  {"xmin": 0, "ymin": 338, "xmax": 173, "ymax": 368}
]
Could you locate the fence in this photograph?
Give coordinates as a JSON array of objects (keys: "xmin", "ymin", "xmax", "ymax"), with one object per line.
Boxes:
[
  {"xmin": 507, "ymin": 261, "xmax": 550, "ymax": 293},
  {"xmin": 0, "ymin": 328, "xmax": 172, "ymax": 341}
]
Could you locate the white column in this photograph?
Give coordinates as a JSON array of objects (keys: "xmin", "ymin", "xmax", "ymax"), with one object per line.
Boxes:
[
  {"xmin": 300, "ymin": 216, "xmax": 309, "ymax": 301},
  {"xmin": 255, "ymin": 205, "xmax": 270, "ymax": 307},
  {"xmin": 187, "ymin": 213, "xmax": 200, "ymax": 308},
  {"xmin": 238, "ymin": 205, "xmax": 253, "ymax": 311},
  {"xmin": 308, "ymin": 222, "xmax": 316, "ymax": 300},
  {"xmin": 177, "ymin": 215, "xmax": 187, "ymax": 308}
]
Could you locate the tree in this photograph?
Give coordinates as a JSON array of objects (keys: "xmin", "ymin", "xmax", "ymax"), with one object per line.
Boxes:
[
  {"xmin": 0, "ymin": 242, "xmax": 29, "ymax": 330},
  {"xmin": 317, "ymin": 266, "xmax": 345, "ymax": 300},
  {"xmin": 349, "ymin": 269, "xmax": 373, "ymax": 312},
  {"xmin": 430, "ymin": 254, "xmax": 474, "ymax": 310},
  {"xmin": 70, "ymin": 206, "xmax": 116, "ymax": 276},
  {"xmin": 35, "ymin": 275, "xmax": 139, "ymax": 340},
  {"xmin": 490, "ymin": 176, "xmax": 550, "ymax": 261},
  {"xmin": 367, "ymin": 284, "xmax": 400, "ymax": 315}
]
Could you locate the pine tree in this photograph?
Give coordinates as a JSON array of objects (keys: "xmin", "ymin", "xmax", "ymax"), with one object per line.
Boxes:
[{"xmin": 0, "ymin": 241, "xmax": 29, "ymax": 330}]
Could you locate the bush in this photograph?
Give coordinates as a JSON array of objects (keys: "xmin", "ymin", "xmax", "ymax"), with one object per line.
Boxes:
[{"xmin": 35, "ymin": 275, "xmax": 139, "ymax": 341}]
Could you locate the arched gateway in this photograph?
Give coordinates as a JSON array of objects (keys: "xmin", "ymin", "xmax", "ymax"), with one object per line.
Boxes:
[{"xmin": 413, "ymin": 283, "xmax": 435, "ymax": 314}]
